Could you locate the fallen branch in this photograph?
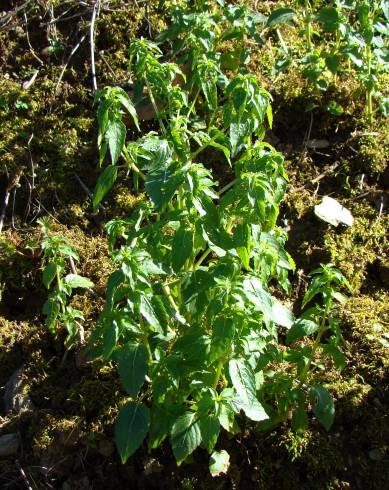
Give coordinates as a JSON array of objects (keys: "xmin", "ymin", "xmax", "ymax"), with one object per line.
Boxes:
[
  {"xmin": 90, "ymin": 1, "xmax": 101, "ymax": 93},
  {"xmin": 54, "ymin": 34, "xmax": 86, "ymax": 95},
  {"xmin": 290, "ymin": 161, "xmax": 340, "ymax": 193}
]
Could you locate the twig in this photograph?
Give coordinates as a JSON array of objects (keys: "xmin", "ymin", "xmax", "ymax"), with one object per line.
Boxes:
[
  {"xmin": 291, "ymin": 161, "xmax": 340, "ymax": 193},
  {"xmin": 23, "ymin": 12, "xmax": 44, "ymax": 66},
  {"xmin": 99, "ymin": 52, "xmax": 118, "ymax": 81},
  {"xmin": 24, "ymin": 134, "xmax": 35, "ymax": 222},
  {"xmin": 54, "ymin": 34, "xmax": 86, "ymax": 95},
  {"xmin": 90, "ymin": 1, "xmax": 101, "ymax": 93},
  {"xmin": 0, "ymin": 1, "xmax": 31, "ymax": 29},
  {"xmin": 0, "ymin": 171, "xmax": 22, "ymax": 233},
  {"xmin": 15, "ymin": 460, "xmax": 33, "ymax": 490},
  {"xmin": 74, "ymin": 174, "xmax": 106, "ymax": 211}
]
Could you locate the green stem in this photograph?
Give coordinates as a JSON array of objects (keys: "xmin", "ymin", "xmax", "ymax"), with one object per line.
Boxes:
[
  {"xmin": 218, "ymin": 178, "xmax": 237, "ymax": 196},
  {"xmin": 145, "ymin": 79, "xmax": 166, "ymax": 134},
  {"xmin": 194, "ymin": 248, "xmax": 212, "ymax": 269},
  {"xmin": 299, "ymin": 300, "xmax": 331, "ymax": 386},
  {"xmin": 212, "ymin": 358, "xmax": 224, "ymax": 389},
  {"xmin": 366, "ymin": 45, "xmax": 373, "ymax": 122},
  {"xmin": 187, "ymin": 87, "xmax": 201, "ymax": 118}
]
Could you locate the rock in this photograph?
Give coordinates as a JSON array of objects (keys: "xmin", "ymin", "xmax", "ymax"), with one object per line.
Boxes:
[
  {"xmin": 306, "ymin": 138, "xmax": 330, "ymax": 149},
  {"xmin": 368, "ymin": 448, "xmax": 385, "ymax": 461},
  {"xmin": 3, "ymin": 367, "xmax": 34, "ymax": 414},
  {"xmin": 314, "ymin": 196, "xmax": 354, "ymax": 227},
  {"xmin": 0, "ymin": 433, "xmax": 19, "ymax": 457}
]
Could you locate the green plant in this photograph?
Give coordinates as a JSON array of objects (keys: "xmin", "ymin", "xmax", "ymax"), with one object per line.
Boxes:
[
  {"xmin": 39, "ymin": 219, "xmax": 93, "ymax": 349},
  {"xmin": 267, "ymin": 0, "xmax": 388, "ymax": 117},
  {"xmin": 88, "ymin": 2, "xmax": 350, "ymax": 469},
  {"xmin": 257, "ymin": 264, "xmax": 352, "ymax": 433}
]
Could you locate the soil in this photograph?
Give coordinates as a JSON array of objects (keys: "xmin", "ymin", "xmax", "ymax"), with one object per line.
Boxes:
[{"xmin": 0, "ymin": 2, "xmax": 388, "ymax": 489}]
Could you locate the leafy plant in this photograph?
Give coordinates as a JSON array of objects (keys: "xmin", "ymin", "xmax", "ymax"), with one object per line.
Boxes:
[
  {"xmin": 39, "ymin": 219, "xmax": 93, "ymax": 349},
  {"xmin": 89, "ymin": 1, "xmax": 350, "ymax": 469},
  {"xmin": 267, "ymin": 0, "xmax": 388, "ymax": 117},
  {"xmin": 257, "ymin": 264, "xmax": 352, "ymax": 433}
]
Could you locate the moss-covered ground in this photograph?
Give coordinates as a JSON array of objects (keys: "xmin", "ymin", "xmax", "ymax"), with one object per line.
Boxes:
[{"xmin": 0, "ymin": 1, "xmax": 388, "ymax": 488}]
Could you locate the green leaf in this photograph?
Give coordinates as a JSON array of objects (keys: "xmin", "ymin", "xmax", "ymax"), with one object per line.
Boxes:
[
  {"xmin": 172, "ymin": 225, "xmax": 194, "ymax": 272},
  {"xmin": 42, "ymin": 262, "xmax": 57, "ymax": 289},
  {"xmin": 316, "ymin": 7, "xmax": 340, "ymax": 32},
  {"xmin": 93, "ymin": 165, "xmax": 118, "ymax": 209},
  {"xmin": 234, "ymin": 223, "xmax": 251, "ymax": 269},
  {"xmin": 325, "ymin": 54, "xmax": 340, "ymax": 74},
  {"xmin": 106, "ymin": 119, "xmax": 126, "ymax": 165},
  {"xmin": 43, "ymin": 298, "xmax": 60, "ymax": 333},
  {"xmin": 266, "ymin": 8, "xmax": 296, "ymax": 28},
  {"xmin": 209, "ymin": 449, "xmax": 230, "ymax": 477},
  {"xmin": 171, "ymin": 412, "xmax": 202, "ymax": 465},
  {"xmin": 309, "ymin": 385, "xmax": 335, "ymax": 431},
  {"xmin": 140, "ymin": 294, "xmax": 163, "ymax": 332},
  {"xmin": 115, "ymin": 401, "xmax": 150, "ymax": 463},
  {"xmin": 64, "ymin": 274, "xmax": 94, "ymax": 289},
  {"xmin": 146, "ymin": 164, "xmax": 183, "ymax": 210},
  {"xmin": 102, "ymin": 319, "xmax": 119, "ymax": 360},
  {"xmin": 291, "ymin": 406, "xmax": 308, "ymax": 434},
  {"xmin": 116, "ymin": 343, "xmax": 148, "ymax": 397},
  {"xmin": 286, "ymin": 317, "xmax": 319, "ymax": 344},
  {"xmin": 229, "ymin": 359, "xmax": 268, "ymax": 422},
  {"xmin": 199, "ymin": 415, "xmax": 220, "ymax": 453},
  {"xmin": 210, "ymin": 317, "xmax": 235, "ymax": 362},
  {"xmin": 116, "ymin": 92, "xmax": 140, "ymax": 131},
  {"xmin": 271, "ymin": 298, "xmax": 294, "ymax": 328}
]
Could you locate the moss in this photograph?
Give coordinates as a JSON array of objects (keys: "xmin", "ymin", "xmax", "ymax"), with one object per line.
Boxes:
[{"xmin": 324, "ymin": 206, "xmax": 389, "ymax": 291}]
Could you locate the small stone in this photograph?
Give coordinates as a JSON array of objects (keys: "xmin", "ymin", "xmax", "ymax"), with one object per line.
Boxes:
[
  {"xmin": 368, "ymin": 448, "xmax": 385, "ymax": 461},
  {"xmin": 3, "ymin": 367, "xmax": 34, "ymax": 414},
  {"xmin": 306, "ymin": 139, "xmax": 330, "ymax": 149},
  {"xmin": 97, "ymin": 438, "xmax": 114, "ymax": 457},
  {"xmin": 0, "ymin": 433, "xmax": 19, "ymax": 457}
]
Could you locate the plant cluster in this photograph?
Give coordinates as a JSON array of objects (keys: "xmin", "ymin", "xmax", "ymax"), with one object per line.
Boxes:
[
  {"xmin": 82, "ymin": 1, "xmax": 352, "ymax": 469},
  {"xmin": 39, "ymin": 219, "xmax": 93, "ymax": 349},
  {"xmin": 267, "ymin": 1, "xmax": 389, "ymax": 119}
]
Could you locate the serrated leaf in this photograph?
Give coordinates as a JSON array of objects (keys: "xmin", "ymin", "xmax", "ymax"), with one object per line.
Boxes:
[
  {"xmin": 286, "ymin": 318, "xmax": 319, "ymax": 344},
  {"xmin": 199, "ymin": 415, "xmax": 220, "ymax": 453},
  {"xmin": 309, "ymin": 385, "xmax": 335, "ymax": 431},
  {"xmin": 172, "ymin": 225, "xmax": 194, "ymax": 272},
  {"xmin": 93, "ymin": 165, "xmax": 118, "ymax": 209},
  {"xmin": 171, "ymin": 412, "xmax": 202, "ymax": 465},
  {"xmin": 229, "ymin": 359, "xmax": 268, "ymax": 422},
  {"xmin": 266, "ymin": 8, "xmax": 296, "ymax": 28},
  {"xmin": 116, "ymin": 343, "xmax": 148, "ymax": 397},
  {"xmin": 316, "ymin": 7, "xmax": 340, "ymax": 32},
  {"xmin": 64, "ymin": 274, "xmax": 94, "ymax": 289},
  {"xmin": 209, "ymin": 450, "xmax": 230, "ymax": 477},
  {"xmin": 106, "ymin": 119, "xmax": 126, "ymax": 165},
  {"xmin": 43, "ymin": 262, "xmax": 57, "ymax": 289},
  {"xmin": 146, "ymin": 164, "xmax": 183, "ymax": 210},
  {"xmin": 115, "ymin": 401, "xmax": 150, "ymax": 463}
]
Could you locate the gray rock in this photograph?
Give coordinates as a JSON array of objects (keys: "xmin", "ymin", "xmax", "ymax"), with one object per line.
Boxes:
[
  {"xmin": 0, "ymin": 433, "xmax": 19, "ymax": 457},
  {"xmin": 3, "ymin": 367, "xmax": 34, "ymax": 414}
]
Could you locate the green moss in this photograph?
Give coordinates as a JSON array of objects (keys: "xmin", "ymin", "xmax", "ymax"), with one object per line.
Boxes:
[{"xmin": 324, "ymin": 206, "xmax": 389, "ymax": 291}]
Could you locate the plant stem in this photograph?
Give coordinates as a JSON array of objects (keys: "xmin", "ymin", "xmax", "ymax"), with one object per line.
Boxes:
[
  {"xmin": 194, "ymin": 248, "xmax": 212, "ymax": 269},
  {"xmin": 218, "ymin": 178, "xmax": 237, "ymax": 196},
  {"xmin": 298, "ymin": 300, "xmax": 331, "ymax": 386},
  {"xmin": 212, "ymin": 358, "xmax": 224, "ymax": 389}
]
